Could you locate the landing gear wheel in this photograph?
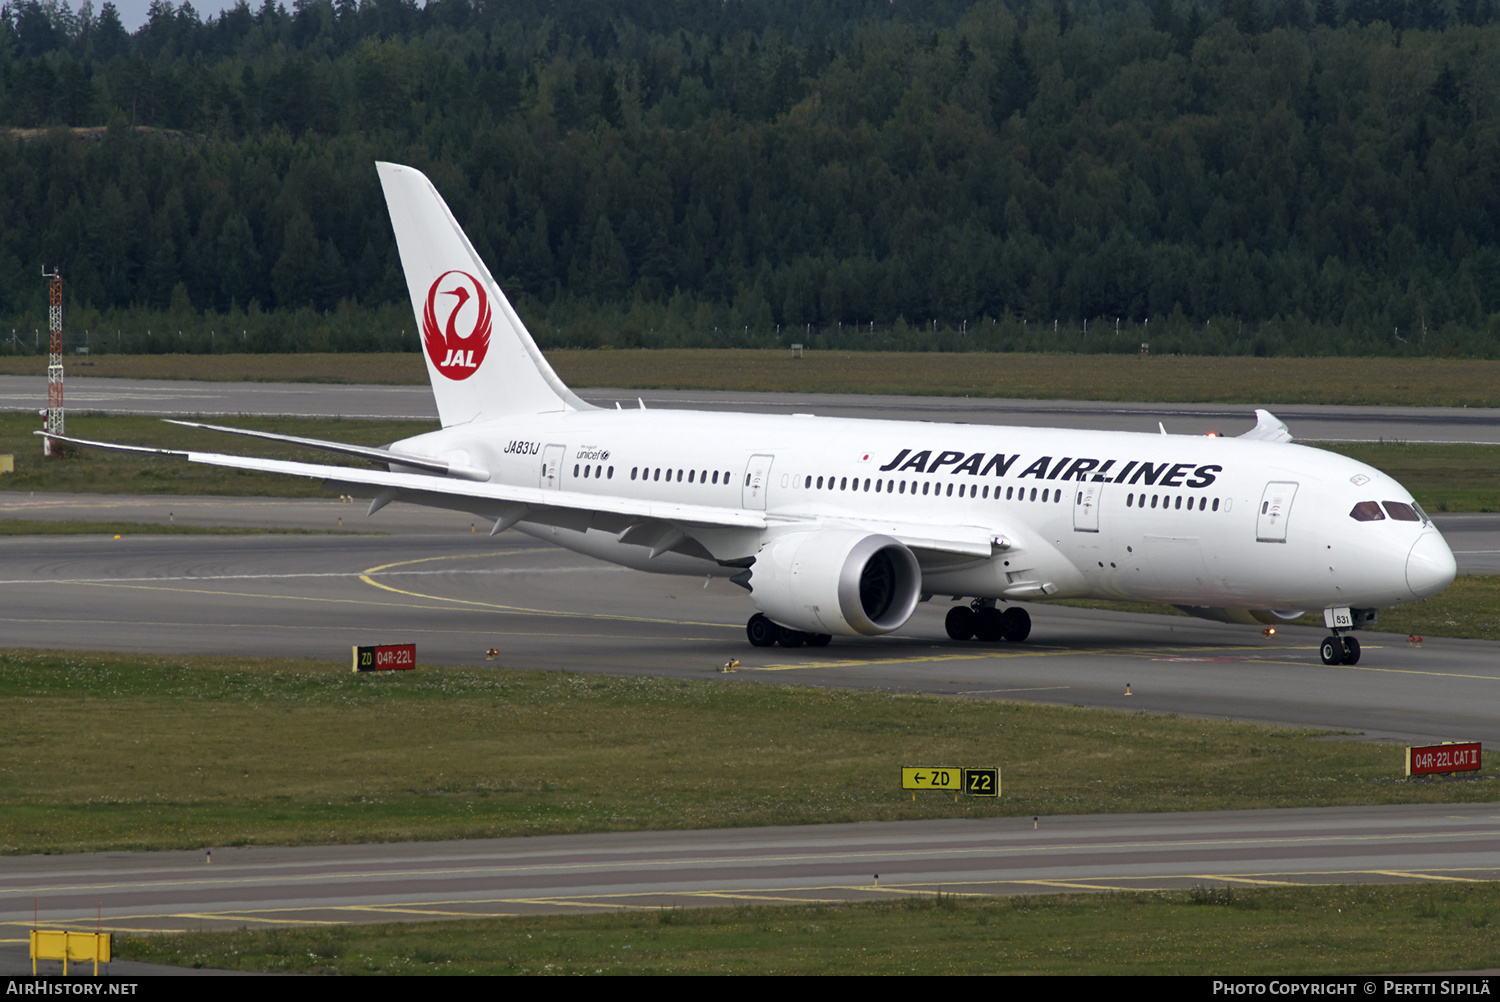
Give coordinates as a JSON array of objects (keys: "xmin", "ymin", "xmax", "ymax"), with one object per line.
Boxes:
[
  {"xmin": 945, "ymin": 606, "xmax": 976, "ymax": 641},
  {"xmin": 776, "ymin": 625, "xmax": 808, "ymax": 648},
  {"xmin": 1319, "ymin": 636, "xmax": 1344, "ymax": 665},
  {"xmin": 1001, "ymin": 607, "xmax": 1031, "ymax": 642},
  {"xmin": 747, "ymin": 613, "xmax": 777, "ymax": 648},
  {"xmin": 973, "ymin": 607, "xmax": 1005, "ymax": 642},
  {"xmin": 1341, "ymin": 635, "xmax": 1360, "ymax": 665},
  {"xmin": 806, "ymin": 633, "xmax": 832, "ymax": 647}
]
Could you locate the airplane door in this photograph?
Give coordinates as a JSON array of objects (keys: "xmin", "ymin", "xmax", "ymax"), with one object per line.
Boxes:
[
  {"xmin": 1073, "ymin": 483, "xmax": 1101, "ymax": 532},
  {"xmin": 743, "ymin": 454, "xmax": 774, "ymax": 510},
  {"xmin": 1256, "ymin": 481, "xmax": 1298, "ymax": 542},
  {"xmin": 539, "ymin": 444, "xmax": 565, "ymax": 489}
]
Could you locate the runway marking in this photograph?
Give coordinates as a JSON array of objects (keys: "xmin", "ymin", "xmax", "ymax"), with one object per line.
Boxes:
[
  {"xmin": 173, "ymin": 912, "xmax": 343, "ymax": 926},
  {"xmin": 753, "ymin": 643, "xmax": 1296, "ymax": 672},
  {"xmin": 356, "ymin": 552, "xmax": 739, "ymax": 629},
  {"xmin": 0, "ymin": 615, "xmax": 714, "ymax": 640},
  {"xmin": 14, "ymin": 829, "xmax": 1500, "ymax": 900},
  {"xmin": 1188, "ymin": 875, "xmax": 1304, "ymax": 887},
  {"xmin": 957, "ymin": 686, "xmax": 1073, "ymax": 695},
  {"xmin": 16, "ymin": 867, "xmax": 1500, "ymax": 931},
  {"xmin": 1367, "ymin": 870, "xmax": 1485, "ymax": 883}
]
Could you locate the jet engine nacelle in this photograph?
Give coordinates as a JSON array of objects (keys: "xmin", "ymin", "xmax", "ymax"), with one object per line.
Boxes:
[{"xmin": 748, "ymin": 531, "xmax": 922, "ymax": 636}]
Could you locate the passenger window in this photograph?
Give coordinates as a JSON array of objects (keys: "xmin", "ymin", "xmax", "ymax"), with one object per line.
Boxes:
[
  {"xmin": 654, "ymin": 469, "xmax": 660, "ymax": 481},
  {"xmin": 1383, "ymin": 501, "xmax": 1420, "ymax": 521},
  {"xmin": 841, "ymin": 477, "xmax": 848, "ymax": 490},
  {"xmin": 688, "ymin": 470, "xmax": 695, "ymax": 483},
  {"xmin": 1212, "ymin": 498, "xmax": 1220, "ymax": 511},
  {"xmin": 573, "ymin": 464, "xmax": 580, "ymax": 477},
  {"xmin": 631, "ymin": 467, "xmax": 638, "ymax": 480},
  {"xmin": 1350, "ymin": 501, "xmax": 1385, "ymax": 522},
  {"xmin": 608, "ymin": 467, "xmax": 614, "ymax": 479}
]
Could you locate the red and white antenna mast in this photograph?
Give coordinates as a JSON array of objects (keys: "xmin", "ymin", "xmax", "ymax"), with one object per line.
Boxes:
[{"xmin": 42, "ymin": 266, "xmax": 64, "ymax": 457}]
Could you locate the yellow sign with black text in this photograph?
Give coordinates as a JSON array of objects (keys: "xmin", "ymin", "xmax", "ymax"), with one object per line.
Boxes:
[{"xmin": 902, "ymin": 767, "xmax": 962, "ymax": 790}]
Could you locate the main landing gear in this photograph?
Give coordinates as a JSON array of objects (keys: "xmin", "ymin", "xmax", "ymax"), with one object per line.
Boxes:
[
  {"xmin": 945, "ymin": 601, "xmax": 1031, "ymax": 643},
  {"xmin": 1319, "ymin": 632, "xmax": 1361, "ymax": 665},
  {"xmin": 746, "ymin": 613, "xmax": 832, "ymax": 648}
]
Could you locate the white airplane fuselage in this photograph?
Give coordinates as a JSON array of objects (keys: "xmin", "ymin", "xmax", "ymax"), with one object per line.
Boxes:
[
  {"xmin": 390, "ymin": 407, "xmax": 1455, "ymax": 618},
  {"xmin": 51, "ymin": 162, "xmax": 1455, "ymax": 658}
]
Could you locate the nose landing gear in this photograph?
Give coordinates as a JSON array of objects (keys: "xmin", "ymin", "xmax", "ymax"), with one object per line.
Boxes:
[{"xmin": 1319, "ymin": 632, "xmax": 1361, "ymax": 665}]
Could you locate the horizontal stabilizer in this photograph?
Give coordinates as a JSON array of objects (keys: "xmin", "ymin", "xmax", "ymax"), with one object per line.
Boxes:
[{"xmin": 162, "ymin": 420, "xmax": 489, "ymax": 481}]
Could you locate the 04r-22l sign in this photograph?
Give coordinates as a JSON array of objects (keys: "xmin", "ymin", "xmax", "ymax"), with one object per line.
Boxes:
[
  {"xmin": 352, "ymin": 644, "xmax": 416, "ymax": 672},
  {"xmin": 902, "ymin": 767, "xmax": 1000, "ymax": 797}
]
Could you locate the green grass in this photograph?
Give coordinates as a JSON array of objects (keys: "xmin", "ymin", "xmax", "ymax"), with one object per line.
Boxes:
[
  {"xmin": 9, "ymin": 350, "xmax": 1500, "ymax": 406},
  {"xmin": 2, "ymin": 650, "xmax": 1493, "ymax": 856},
  {"xmin": 116, "ymin": 883, "xmax": 1500, "ymax": 975},
  {"xmin": 1321, "ymin": 443, "xmax": 1500, "ymax": 513}
]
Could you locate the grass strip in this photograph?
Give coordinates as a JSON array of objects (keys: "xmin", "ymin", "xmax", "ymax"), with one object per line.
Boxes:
[
  {"xmin": 116, "ymin": 883, "xmax": 1500, "ymax": 975},
  {"xmin": 8, "ymin": 350, "xmax": 1500, "ymax": 407},
  {"xmin": 2, "ymin": 650, "xmax": 1493, "ymax": 856}
]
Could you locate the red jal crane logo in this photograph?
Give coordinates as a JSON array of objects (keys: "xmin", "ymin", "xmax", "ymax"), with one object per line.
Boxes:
[{"xmin": 422, "ymin": 270, "xmax": 492, "ymax": 380}]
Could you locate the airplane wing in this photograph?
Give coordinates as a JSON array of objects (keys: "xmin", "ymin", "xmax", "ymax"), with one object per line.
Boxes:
[
  {"xmin": 37, "ymin": 430, "xmax": 768, "ymax": 534},
  {"xmin": 39, "ymin": 429, "xmax": 1002, "ymax": 561},
  {"xmin": 1239, "ymin": 409, "xmax": 1293, "ymax": 443}
]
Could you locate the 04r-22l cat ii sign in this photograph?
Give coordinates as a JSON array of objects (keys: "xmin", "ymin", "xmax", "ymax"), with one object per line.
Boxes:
[{"xmin": 45, "ymin": 163, "xmax": 1456, "ymax": 666}]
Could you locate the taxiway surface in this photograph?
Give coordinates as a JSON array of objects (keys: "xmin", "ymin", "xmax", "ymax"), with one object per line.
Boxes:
[
  {"xmin": 6, "ymin": 804, "xmax": 1497, "ymax": 944},
  {"xmin": 0, "ymin": 513, "xmax": 1496, "ymax": 746}
]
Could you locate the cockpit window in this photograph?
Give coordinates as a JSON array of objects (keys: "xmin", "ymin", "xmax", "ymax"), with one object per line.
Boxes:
[
  {"xmin": 1383, "ymin": 501, "xmax": 1420, "ymax": 521},
  {"xmin": 1412, "ymin": 502, "xmax": 1431, "ymax": 525},
  {"xmin": 1349, "ymin": 501, "xmax": 1385, "ymax": 522}
]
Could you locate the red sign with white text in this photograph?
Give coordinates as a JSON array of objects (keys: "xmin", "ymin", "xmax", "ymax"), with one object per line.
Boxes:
[
  {"xmin": 352, "ymin": 644, "xmax": 416, "ymax": 672},
  {"xmin": 1406, "ymin": 742, "xmax": 1481, "ymax": 776}
]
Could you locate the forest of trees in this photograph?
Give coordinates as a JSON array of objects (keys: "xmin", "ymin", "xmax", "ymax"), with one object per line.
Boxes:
[{"xmin": 1, "ymin": 0, "xmax": 1497, "ymax": 356}]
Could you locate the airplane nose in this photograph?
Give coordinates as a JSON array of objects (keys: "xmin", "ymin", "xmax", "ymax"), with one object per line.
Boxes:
[{"xmin": 1407, "ymin": 531, "xmax": 1457, "ymax": 599}]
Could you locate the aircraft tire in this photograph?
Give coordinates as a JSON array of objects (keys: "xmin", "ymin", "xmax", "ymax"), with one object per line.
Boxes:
[
  {"xmin": 747, "ymin": 614, "xmax": 778, "ymax": 648},
  {"xmin": 1341, "ymin": 636, "xmax": 1361, "ymax": 665},
  {"xmin": 945, "ymin": 606, "xmax": 976, "ymax": 641},
  {"xmin": 973, "ymin": 607, "xmax": 1005, "ymax": 642},
  {"xmin": 806, "ymin": 633, "xmax": 833, "ymax": 647},
  {"xmin": 1001, "ymin": 607, "xmax": 1031, "ymax": 642},
  {"xmin": 776, "ymin": 625, "xmax": 807, "ymax": 648},
  {"xmin": 1320, "ymin": 636, "xmax": 1344, "ymax": 665}
]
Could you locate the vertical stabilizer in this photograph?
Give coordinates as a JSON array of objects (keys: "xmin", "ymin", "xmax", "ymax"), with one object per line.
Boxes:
[{"xmin": 376, "ymin": 162, "xmax": 592, "ymax": 426}]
